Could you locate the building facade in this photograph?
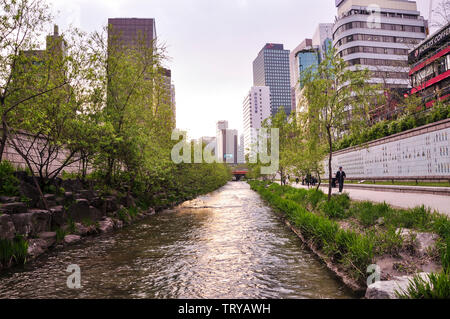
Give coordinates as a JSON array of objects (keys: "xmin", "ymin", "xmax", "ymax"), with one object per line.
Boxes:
[
  {"xmin": 216, "ymin": 121, "xmax": 238, "ymax": 164},
  {"xmin": 242, "ymin": 86, "xmax": 271, "ymax": 160},
  {"xmin": 108, "ymin": 18, "xmax": 156, "ymax": 49},
  {"xmin": 290, "ymin": 39, "xmax": 320, "ymax": 114},
  {"xmin": 290, "ymin": 24, "xmax": 333, "ymax": 114},
  {"xmin": 253, "ymin": 43, "xmax": 291, "ymax": 116},
  {"xmin": 408, "ymin": 22, "xmax": 450, "ymax": 108},
  {"xmin": 333, "ymin": 0, "xmax": 427, "ymax": 90}
]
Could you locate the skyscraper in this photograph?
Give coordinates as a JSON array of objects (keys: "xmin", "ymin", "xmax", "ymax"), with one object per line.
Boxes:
[
  {"xmin": 253, "ymin": 43, "xmax": 291, "ymax": 117},
  {"xmin": 333, "ymin": 0, "xmax": 427, "ymax": 90},
  {"xmin": 290, "ymin": 39, "xmax": 319, "ymax": 113},
  {"xmin": 108, "ymin": 18, "xmax": 156, "ymax": 49},
  {"xmin": 216, "ymin": 121, "xmax": 238, "ymax": 164},
  {"xmin": 242, "ymin": 86, "xmax": 271, "ymax": 160}
]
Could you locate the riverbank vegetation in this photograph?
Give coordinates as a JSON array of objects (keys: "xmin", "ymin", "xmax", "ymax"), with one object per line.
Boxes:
[{"xmin": 248, "ymin": 180, "xmax": 450, "ymax": 297}]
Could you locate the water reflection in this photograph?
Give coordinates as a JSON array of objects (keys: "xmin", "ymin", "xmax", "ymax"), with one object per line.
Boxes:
[{"xmin": 0, "ymin": 182, "xmax": 354, "ymax": 299}]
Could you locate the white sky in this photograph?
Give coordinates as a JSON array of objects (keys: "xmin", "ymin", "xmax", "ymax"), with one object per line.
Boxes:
[{"xmin": 48, "ymin": 0, "xmax": 438, "ymax": 139}]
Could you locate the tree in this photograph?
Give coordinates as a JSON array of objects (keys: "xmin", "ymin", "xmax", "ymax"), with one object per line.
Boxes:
[
  {"xmin": 302, "ymin": 47, "xmax": 377, "ymax": 200},
  {"xmin": 432, "ymin": 0, "xmax": 450, "ymax": 28},
  {"xmin": 0, "ymin": 0, "xmax": 64, "ymax": 161}
]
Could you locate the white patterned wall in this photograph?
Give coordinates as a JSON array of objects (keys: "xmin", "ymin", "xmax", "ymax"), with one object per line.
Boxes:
[{"xmin": 324, "ymin": 124, "xmax": 450, "ymax": 179}]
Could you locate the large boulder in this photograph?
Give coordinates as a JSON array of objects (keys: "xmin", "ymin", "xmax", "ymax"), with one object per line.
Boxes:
[
  {"xmin": 105, "ymin": 196, "xmax": 118, "ymax": 213},
  {"xmin": 61, "ymin": 179, "xmax": 84, "ymax": 192},
  {"xmin": 64, "ymin": 234, "xmax": 81, "ymax": 245},
  {"xmin": 0, "ymin": 202, "xmax": 27, "ymax": 214},
  {"xmin": 365, "ymin": 273, "xmax": 430, "ymax": 299},
  {"xmin": 38, "ymin": 232, "xmax": 56, "ymax": 247},
  {"xmin": 0, "ymin": 196, "xmax": 20, "ymax": 203},
  {"xmin": 10, "ymin": 210, "xmax": 51, "ymax": 237},
  {"xmin": 27, "ymin": 238, "xmax": 48, "ymax": 259},
  {"xmin": 74, "ymin": 223, "xmax": 97, "ymax": 237},
  {"xmin": 18, "ymin": 181, "xmax": 40, "ymax": 208},
  {"xmin": 0, "ymin": 214, "xmax": 16, "ymax": 240},
  {"xmin": 67, "ymin": 199, "xmax": 91, "ymax": 222},
  {"xmin": 49, "ymin": 206, "xmax": 68, "ymax": 229},
  {"xmin": 397, "ymin": 228, "xmax": 439, "ymax": 256},
  {"xmin": 98, "ymin": 218, "xmax": 114, "ymax": 233}
]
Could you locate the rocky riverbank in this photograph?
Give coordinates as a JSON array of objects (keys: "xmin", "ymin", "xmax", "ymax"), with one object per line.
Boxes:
[{"xmin": 1, "ymin": 173, "xmax": 172, "ymax": 271}]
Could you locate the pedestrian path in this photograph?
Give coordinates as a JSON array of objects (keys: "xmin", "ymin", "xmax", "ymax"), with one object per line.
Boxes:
[{"xmin": 288, "ymin": 183, "xmax": 450, "ymax": 217}]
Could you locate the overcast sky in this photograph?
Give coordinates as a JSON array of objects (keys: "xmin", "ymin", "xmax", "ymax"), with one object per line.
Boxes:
[{"xmin": 48, "ymin": 0, "xmax": 437, "ymax": 139}]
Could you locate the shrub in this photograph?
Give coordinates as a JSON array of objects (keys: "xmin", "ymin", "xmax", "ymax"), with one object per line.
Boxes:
[
  {"xmin": 306, "ymin": 188, "xmax": 326, "ymax": 209},
  {"xmin": 0, "ymin": 160, "xmax": 19, "ymax": 196}
]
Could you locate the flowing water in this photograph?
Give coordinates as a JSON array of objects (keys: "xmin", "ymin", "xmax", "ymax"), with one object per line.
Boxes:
[{"xmin": 0, "ymin": 182, "xmax": 354, "ymax": 299}]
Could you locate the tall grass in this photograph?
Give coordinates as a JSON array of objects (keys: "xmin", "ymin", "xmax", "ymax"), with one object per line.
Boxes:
[
  {"xmin": 396, "ymin": 271, "xmax": 450, "ymax": 299},
  {"xmin": 0, "ymin": 236, "xmax": 28, "ymax": 266}
]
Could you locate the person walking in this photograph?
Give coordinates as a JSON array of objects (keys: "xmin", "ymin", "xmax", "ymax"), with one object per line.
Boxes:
[{"xmin": 336, "ymin": 166, "xmax": 346, "ymax": 193}]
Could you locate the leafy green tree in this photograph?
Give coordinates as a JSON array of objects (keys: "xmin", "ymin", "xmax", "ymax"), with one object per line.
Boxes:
[{"xmin": 302, "ymin": 47, "xmax": 377, "ymax": 200}]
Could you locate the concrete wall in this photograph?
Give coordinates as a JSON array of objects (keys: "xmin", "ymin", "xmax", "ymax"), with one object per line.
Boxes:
[{"xmin": 324, "ymin": 118, "xmax": 450, "ymax": 180}]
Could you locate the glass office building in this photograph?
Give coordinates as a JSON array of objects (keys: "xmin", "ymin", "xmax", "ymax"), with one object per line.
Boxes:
[{"xmin": 253, "ymin": 43, "xmax": 292, "ymax": 116}]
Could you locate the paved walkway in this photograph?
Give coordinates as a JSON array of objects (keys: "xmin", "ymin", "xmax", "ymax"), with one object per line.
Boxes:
[{"xmin": 288, "ymin": 183, "xmax": 450, "ymax": 216}]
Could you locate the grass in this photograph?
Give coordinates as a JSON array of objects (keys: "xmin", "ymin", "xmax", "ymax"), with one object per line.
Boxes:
[
  {"xmin": 0, "ymin": 160, "xmax": 19, "ymax": 196},
  {"xmin": 346, "ymin": 180, "xmax": 450, "ymax": 188},
  {"xmin": 396, "ymin": 271, "xmax": 450, "ymax": 299},
  {"xmin": 248, "ymin": 180, "xmax": 450, "ymax": 292},
  {"xmin": 0, "ymin": 236, "xmax": 28, "ymax": 266}
]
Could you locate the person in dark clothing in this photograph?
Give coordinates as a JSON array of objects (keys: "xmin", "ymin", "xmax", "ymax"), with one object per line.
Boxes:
[
  {"xmin": 336, "ymin": 166, "xmax": 346, "ymax": 193},
  {"xmin": 296, "ymin": 177, "xmax": 299, "ymax": 184}
]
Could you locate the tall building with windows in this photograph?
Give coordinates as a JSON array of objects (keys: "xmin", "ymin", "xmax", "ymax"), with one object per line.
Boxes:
[
  {"xmin": 242, "ymin": 86, "xmax": 271, "ymax": 159},
  {"xmin": 253, "ymin": 43, "xmax": 291, "ymax": 116},
  {"xmin": 333, "ymin": 0, "xmax": 428, "ymax": 90},
  {"xmin": 290, "ymin": 39, "xmax": 320, "ymax": 113},
  {"xmin": 290, "ymin": 24, "xmax": 333, "ymax": 114},
  {"xmin": 108, "ymin": 18, "xmax": 156, "ymax": 49},
  {"xmin": 216, "ymin": 121, "xmax": 238, "ymax": 164}
]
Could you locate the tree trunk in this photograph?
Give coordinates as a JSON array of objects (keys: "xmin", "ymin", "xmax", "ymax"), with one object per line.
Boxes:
[
  {"xmin": 327, "ymin": 126, "xmax": 333, "ymax": 201},
  {"xmin": 0, "ymin": 115, "xmax": 8, "ymax": 162}
]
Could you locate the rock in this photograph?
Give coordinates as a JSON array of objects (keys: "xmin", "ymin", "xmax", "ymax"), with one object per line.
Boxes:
[
  {"xmin": 18, "ymin": 181, "xmax": 40, "ymax": 208},
  {"xmin": 145, "ymin": 208, "xmax": 156, "ymax": 216},
  {"xmin": 74, "ymin": 223, "xmax": 97, "ymax": 237},
  {"xmin": 0, "ymin": 202, "xmax": 27, "ymax": 215},
  {"xmin": 0, "ymin": 214, "xmax": 16, "ymax": 240},
  {"xmin": 64, "ymin": 192, "xmax": 74, "ymax": 202},
  {"xmin": 376, "ymin": 217, "xmax": 385, "ymax": 226},
  {"xmin": 397, "ymin": 228, "xmax": 439, "ymax": 256},
  {"xmin": 366, "ymin": 273, "xmax": 430, "ymax": 299},
  {"xmin": 126, "ymin": 194, "xmax": 136, "ymax": 208},
  {"xmin": 67, "ymin": 199, "xmax": 91, "ymax": 222},
  {"xmin": 10, "ymin": 210, "xmax": 51, "ymax": 237},
  {"xmin": 61, "ymin": 179, "xmax": 84, "ymax": 192},
  {"xmin": 27, "ymin": 239, "xmax": 48, "ymax": 259},
  {"xmin": 38, "ymin": 232, "xmax": 56, "ymax": 247},
  {"xmin": 415, "ymin": 233, "xmax": 439, "ymax": 256},
  {"xmin": 98, "ymin": 218, "xmax": 114, "ymax": 233},
  {"xmin": 55, "ymin": 197, "xmax": 65, "ymax": 205},
  {"xmin": 44, "ymin": 194, "xmax": 55, "ymax": 202},
  {"xmin": 89, "ymin": 206, "xmax": 104, "ymax": 220},
  {"xmin": 79, "ymin": 190, "xmax": 95, "ymax": 201},
  {"xmin": 105, "ymin": 197, "xmax": 118, "ymax": 212},
  {"xmin": 49, "ymin": 206, "xmax": 68, "ymax": 229},
  {"xmin": 91, "ymin": 197, "xmax": 105, "ymax": 209},
  {"xmin": 113, "ymin": 219, "xmax": 124, "ymax": 229},
  {"xmin": 0, "ymin": 196, "xmax": 20, "ymax": 203},
  {"xmin": 64, "ymin": 234, "xmax": 81, "ymax": 245}
]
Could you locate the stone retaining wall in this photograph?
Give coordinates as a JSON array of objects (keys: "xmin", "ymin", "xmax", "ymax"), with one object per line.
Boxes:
[{"xmin": 324, "ymin": 118, "xmax": 450, "ymax": 180}]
